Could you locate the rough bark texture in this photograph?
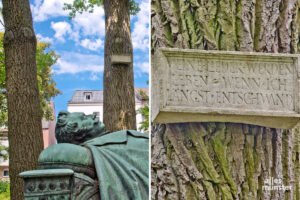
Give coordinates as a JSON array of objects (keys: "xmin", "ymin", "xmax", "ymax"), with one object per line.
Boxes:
[
  {"xmin": 2, "ymin": 0, "xmax": 44, "ymax": 199},
  {"xmin": 152, "ymin": 123, "xmax": 300, "ymax": 200},
  {"xmin": 151, "ymin": 0, "xmax": 300, "ymax": 199},
  {"xmin": 103, "ymin": 0, "xmax": 137, "ymax": 132}
]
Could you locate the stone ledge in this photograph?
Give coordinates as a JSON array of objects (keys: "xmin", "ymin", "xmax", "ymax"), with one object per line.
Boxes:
[{"xmin": 153, "ymin": 112, "xmax": 300, "ymax": 129}]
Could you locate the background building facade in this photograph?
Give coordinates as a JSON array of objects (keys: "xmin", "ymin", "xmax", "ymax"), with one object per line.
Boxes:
[
  {"xmin": 68, "ymin": 88, "xmax": 148, "ymax": 131},
  {"xmin": 0, "ymin": 102, "xmax": 57, "ymax": 180}
]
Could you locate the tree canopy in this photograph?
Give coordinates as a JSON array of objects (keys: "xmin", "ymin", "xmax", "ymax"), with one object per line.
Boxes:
[
  {"xmin": 0, "ymin": 33, "xmax": 61, "ymax": 127},
  {"xmin": 63, "ymin": 0, "xmax": 140, "ymax": 18},
  {"xmin": 137, "ymin": 88, "xmax": 149, "ymax": 132},
  {"xmin": 137, "ymin": 102, "xmax": 149, "ymax": 132}
]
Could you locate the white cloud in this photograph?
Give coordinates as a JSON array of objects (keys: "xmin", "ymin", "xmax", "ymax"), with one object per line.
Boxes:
[
  {"xmin": 53, "ymin": 52, "xmax": 104, "ymax": 74},
  {"xmin": 72, "ymin": 6, "xmax": 105, "ymax": 37},
  {"xmin": 135, "ymin": 62, "xmax": 149, "ymax": 73},
  {"xmin": 36, "ymin": 34, "xmax": 53, "ymax": 43},
  {"xmin": 31, "ymin": 0, "xmax": 105, "ymax": 37},
  {"xmin": 44, "ymin": 4, "xmax": 105, "ymax": 47},
  {"xmin": 132, "ymin": 1, "xmax": 149, "ymax": 51},
  {"xmin": 51, "ymin": 21, "xmax": 72, "ymax": 42},
  {"xmin": 55, "ymin": 59, "xmax": 103, "ymax": 74},
  {"xmin": 31, "ymin": 0, "xmax": 73, "ymax": 22},
  {"xmin": 89, "ymin": 72, "xmax": 101, "ymax": 81},
  {"xmin": 80, "ymin": 38, "xmax": 103, "ymax": 51},
  {"xmin": 49, "ymin": 6, "xmax": 105, "ymax": 44},
  {"xmin": 32, "ymin": 1, "xmax": 148, "ymax": 52}
]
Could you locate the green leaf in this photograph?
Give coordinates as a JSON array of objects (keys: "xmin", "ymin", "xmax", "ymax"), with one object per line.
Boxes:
[
  {"xmin": 137, "ymin": 89, "xmax": 149, "ymax": 132},
  {"xmin": 63, "ymin": 0, "xmax": 140, "ymax": 18},
  {"xmin": 137, "ymin": 104, "xmax": 149, "ymax": 132},
  {"xmin": 0, "ymin": 34, "xmax": 62, "ymax": 126}
]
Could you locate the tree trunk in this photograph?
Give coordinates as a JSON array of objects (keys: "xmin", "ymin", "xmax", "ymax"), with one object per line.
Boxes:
[
  {"xmin": 2, "ymin": 0, "xmax": 44, "ymax": 199},
  {"xmin": 103, "ymin": 0, "xmax": 137, "ymax": 132},
  {"xmin": 151, "ymin": 0, "xmax": 300, "ymax": 199}
]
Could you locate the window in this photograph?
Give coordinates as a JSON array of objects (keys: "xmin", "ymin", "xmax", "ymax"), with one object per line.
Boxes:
[
  {"xmin": 3, "ymin": 169, "xmax": 9, "ymax": 177},
  {"xmin": 84, "ymin": 92, "xmax": 92, "ymax": 101}
]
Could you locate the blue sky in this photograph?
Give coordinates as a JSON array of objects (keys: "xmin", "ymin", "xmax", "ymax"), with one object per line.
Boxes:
[{"xmin": 9, "ymin": 0, "xmax": 149, "ymax": 117}]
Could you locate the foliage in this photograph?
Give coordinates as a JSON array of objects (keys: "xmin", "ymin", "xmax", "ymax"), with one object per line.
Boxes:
[
  {"xmin": 63, "ymin": 0, "xmax": 140, "ymax": 19},
  {"xmin": 0, "ymin": 181, "xmax": 10, "ymax": 199},
  {"xmin": 36, "ymin": 42, "xmax": 62, "ymax": 121},
  {"xmin": 137, "ymin": 90, "xmax": 149, "ymax": 132},
  {"xmin": 0, "ymin": 33, "xmax": 7, "ymax": 127},
  {"xmin": 138, "ymin": 90, "xmax": 149, "ymax": 101},
  {"xmin": 0, "ymin": 143, "xmax": 8, "ymax": 161},
  {"xmin": 0, "ymin": 33, "xmax": 62, "ymax": 127},
  {"xmin": 137, "ymin": 103, "xmax": 149, "ymax": 132},
  {"xmin": 0, "ymin": 181, "xmax": 9, "ymax": 193}
]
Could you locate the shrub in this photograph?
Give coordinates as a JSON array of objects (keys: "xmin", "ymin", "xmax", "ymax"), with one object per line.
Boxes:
[{"xmin": 0, "ymin": 181, "xmax": 10, "ymax": 200}]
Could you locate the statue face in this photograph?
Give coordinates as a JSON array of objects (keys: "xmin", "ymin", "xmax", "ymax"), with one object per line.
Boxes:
[
  {"xmin": 56, "ymin": 111, "xmax": 105, "ymax": 144},
  {"xmin": 65, "ymin": 112, "xmax": 104, "ymax": 135}
]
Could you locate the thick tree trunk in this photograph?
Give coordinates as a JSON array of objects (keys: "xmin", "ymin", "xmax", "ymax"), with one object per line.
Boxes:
[
  {"xmin": 2, "ymin": 0, "xmax": 44, "ymax": 199},
  {"xmin": 151, "ymin": 0, "xmax": 300, "ymax": 199},
  {"xmin": 103, "ymin": 0, "xmax": 137, "ymax": 132}
]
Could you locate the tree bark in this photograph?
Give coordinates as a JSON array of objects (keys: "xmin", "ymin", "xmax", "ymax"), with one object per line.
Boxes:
[
  {"xmin": 2, "ymin": 0, "xmax": 44, "ymax": 199},
  {"xmin": 151, "ymin": 0, "xmax": 300, "ymax": 199},
  {"xmin": 103, "ymin": 0, "xmax": 137, "ymax": 132}
]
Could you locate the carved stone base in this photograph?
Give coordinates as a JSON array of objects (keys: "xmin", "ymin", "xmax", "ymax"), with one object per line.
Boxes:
[{"xmin": 19, "ymin": 169, "xmax": 100, "ymax": 200}]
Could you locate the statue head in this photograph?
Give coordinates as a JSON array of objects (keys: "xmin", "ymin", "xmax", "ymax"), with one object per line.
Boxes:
[{"xmin": 55, "ymin": 111, "xmax": 105, "ymax": 144}]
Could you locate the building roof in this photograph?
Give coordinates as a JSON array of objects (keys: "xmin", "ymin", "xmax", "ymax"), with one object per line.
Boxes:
[
  {"xmin": 135, "ymin": 88, "xmax": 149, "ymax": 95},
  {"xmin": 68, "ymin": 89, "xmax": 149, "ymax": 104},
  {"xmin": 135, "ymin": 88, "xmax": 149, "ymax": 100},
  {"xmin": 69, "ymin": 90, "xmax": 104, "ymax": 104}
]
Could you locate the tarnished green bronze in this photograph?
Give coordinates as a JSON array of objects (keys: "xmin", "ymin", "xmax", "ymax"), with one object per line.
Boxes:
[
  {"xmin": 20, "ymin": 111, "xmax": 149, "ymax": 200},
  {"xmin": 55, "ymin": 111, "xmax": 105, "ymax": 144},
  {"xmin": 38, "ymin": 143, "xmax": 96, "ymax": 178},
  {"xmin": 83, "ymin": 129, "xmax": 149, "ymax": 200},
  {"xmin": 19, "ymin": 169, "xmax": 100, "ymax": 199},
  {"xmin": 19, "ymin": 169, "xmax": 74, "ymax": 199}
]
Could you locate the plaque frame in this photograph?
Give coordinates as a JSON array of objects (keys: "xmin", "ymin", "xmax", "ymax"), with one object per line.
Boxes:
[{"xmin": 151, "ymin": 48, "xmax": 300, "ymax": 129}]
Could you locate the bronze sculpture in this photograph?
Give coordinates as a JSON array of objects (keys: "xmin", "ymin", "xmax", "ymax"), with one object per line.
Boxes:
[{"xmin": 20, "ymin": 111, "xmax": 149, "ymax": 200}]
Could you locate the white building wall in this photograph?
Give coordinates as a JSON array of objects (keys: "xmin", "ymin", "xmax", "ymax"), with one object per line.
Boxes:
[
  {"xmin": 68, "ymin": 102, "xmax": 146, "ymax": 132},
  {"xmin": 68, "ymin": 104, "xmax": 104, "ymax": 122},
  {"xmin": 135, "ymin": 103, "xmax": 143, "ymax": 131},
  {"xmin": 0, "ymin": 139, "xmax": 9, "ymax": 166}
]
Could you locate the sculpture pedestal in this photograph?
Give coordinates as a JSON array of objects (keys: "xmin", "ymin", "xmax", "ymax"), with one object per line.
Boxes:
[
  {"xmin": 19, "ymin": 169, "xmax": 99, "ymax": 200},
  {"xmin": 19, "ymin": 127, "xmax": 149, "ymax": 199}
]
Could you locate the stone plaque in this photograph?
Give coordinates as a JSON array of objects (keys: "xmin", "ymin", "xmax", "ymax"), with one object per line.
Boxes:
[{"xmin": 152, "ymin": 48, "xmax": 300, "ymax": 129}]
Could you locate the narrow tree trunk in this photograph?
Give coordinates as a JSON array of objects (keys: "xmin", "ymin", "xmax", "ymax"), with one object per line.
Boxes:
[
  {"xmin": 151, "ymin": 0, "xmax": 300, "ymax": 199},
  {"xmin": 103, "ymin": 0, "xmax": 137, "ymax": 132},
  {"xmin": 2, "ymin": 0, "xmax": 44, "ymax": 199}
]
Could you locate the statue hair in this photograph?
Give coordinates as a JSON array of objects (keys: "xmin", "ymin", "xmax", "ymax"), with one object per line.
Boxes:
[{"xmin": 55, "ymin": 111, "xmax": 94, "ymax": 144}]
